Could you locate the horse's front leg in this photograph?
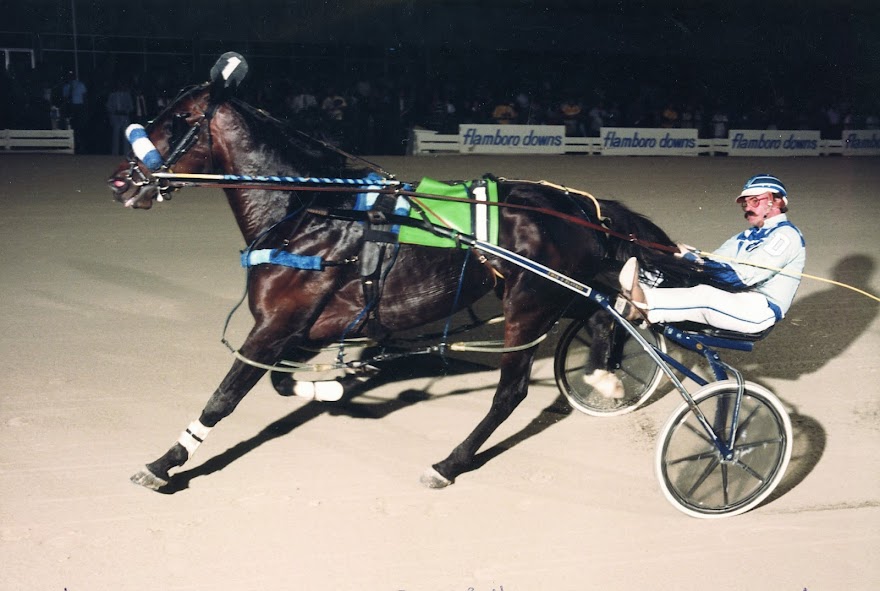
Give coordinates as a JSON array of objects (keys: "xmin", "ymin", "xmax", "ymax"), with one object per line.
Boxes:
[{"xmin": 130, "ymin": 326, "xmax": 290, "ymax": 491}]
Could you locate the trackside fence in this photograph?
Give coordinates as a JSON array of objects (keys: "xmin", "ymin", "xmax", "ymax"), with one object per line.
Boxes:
[{"xmin": 0, "ymin": 129, "xmax": 75, "ymax": 154}]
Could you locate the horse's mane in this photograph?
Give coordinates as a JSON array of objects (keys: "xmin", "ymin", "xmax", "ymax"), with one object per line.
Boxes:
[{"xmin": 226, "ymin": 96, "xmax": 360, "ymax": 179}]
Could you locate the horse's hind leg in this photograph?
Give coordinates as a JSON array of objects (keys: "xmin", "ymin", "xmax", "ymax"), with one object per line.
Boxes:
[
  {"xmin": 581, "ymin": 310, "xmax": 626, "ymax": 399},
  {"xmin": 421, "ymin": 287, "xmax": 558, "ymax": 487},
  {"xmin": 131, "ymin": 358, "xmax": 270, "ymax": 490}
]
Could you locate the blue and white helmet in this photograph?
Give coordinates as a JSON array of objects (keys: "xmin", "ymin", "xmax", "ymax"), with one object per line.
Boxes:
[{"xmin": 737, "ymin": 174, "xmax": 787, "ymax": 205}]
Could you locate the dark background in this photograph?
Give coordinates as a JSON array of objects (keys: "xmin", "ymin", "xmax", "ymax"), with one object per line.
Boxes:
[{"xmin": 2, "ymin": 0, "xmax": 878, "ymax": 153}]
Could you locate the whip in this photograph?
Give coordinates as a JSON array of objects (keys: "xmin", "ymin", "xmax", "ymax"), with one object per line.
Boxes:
[{"xmin": 691, "ymin": 249, "xmax": 880, "ymax": 303}]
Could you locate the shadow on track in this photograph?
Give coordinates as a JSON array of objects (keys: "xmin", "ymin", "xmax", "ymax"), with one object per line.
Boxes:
[{"xmin": 156, "ymin": 353, "xmax": 572, "ymax": 493}]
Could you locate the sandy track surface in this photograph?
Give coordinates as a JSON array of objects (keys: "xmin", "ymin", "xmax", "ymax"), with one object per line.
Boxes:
[{"xmin": 1, "ymin": 154, "xmax": 878, "ymax": 590}]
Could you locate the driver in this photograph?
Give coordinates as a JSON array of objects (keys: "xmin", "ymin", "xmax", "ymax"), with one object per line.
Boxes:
[{"xmin": 618, "ymin": 174, "xmax": 806, "ymax": 334}]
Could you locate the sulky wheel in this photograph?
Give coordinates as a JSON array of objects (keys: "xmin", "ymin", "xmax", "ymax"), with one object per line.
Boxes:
[
  {"xmin": 655, "ymin": 380, "xmax": 792, "ymax": 518},
  {"xmin": 553, "ymin": 317, "xmax": 665, "ymax": 417}
]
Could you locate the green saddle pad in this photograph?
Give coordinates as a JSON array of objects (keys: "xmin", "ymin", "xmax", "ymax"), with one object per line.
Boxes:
[{"xmin": 400, "ymin": 177, "xmax": 499, "ymax": 248}]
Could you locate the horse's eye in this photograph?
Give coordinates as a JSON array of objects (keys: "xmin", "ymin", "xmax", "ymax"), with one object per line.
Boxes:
[{"xmin": 170, "ymin": 113, "xmax": 191, "ymax": 144}]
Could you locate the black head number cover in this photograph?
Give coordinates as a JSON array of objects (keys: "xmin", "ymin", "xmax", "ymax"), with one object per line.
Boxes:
[{"xmin": 210, "ymin": 52, "xmax": 249, "ymax": 90}]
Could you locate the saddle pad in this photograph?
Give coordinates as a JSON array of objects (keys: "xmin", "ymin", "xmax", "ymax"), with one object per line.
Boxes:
[{"xmin": 400, "ymin": 177, "xmax": 499, "ymax": 249}]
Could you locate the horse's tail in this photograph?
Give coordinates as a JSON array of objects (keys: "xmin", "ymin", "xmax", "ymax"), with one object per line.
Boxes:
[{"xmin": 597, "ymin": 200, "xmax": 745, "ymax": 293}]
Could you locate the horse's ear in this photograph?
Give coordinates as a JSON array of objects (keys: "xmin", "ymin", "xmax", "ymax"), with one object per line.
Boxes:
[{"xmin": 209, "ymin": 52, "xmax": 248, "ymax": 99}]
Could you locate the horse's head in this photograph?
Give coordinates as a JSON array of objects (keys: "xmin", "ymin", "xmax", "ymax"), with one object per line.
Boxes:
[{"xmin": 108, "ymin": 53, "xmax": 248, "ymax": 209}]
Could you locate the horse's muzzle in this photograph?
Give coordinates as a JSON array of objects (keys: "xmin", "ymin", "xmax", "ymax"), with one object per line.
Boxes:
[
  {"xmin": 108, "ymin": 177, "xmax": 158, "ymax": 209},
  {"xmin": 108, "ymin": 164, "xmax": 159, "ymax": 209}
]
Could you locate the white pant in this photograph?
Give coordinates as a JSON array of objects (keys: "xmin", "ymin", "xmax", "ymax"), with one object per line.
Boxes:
[{"xmin": 643, "ymin": 284, "xmax": 777, "ymax": 333}]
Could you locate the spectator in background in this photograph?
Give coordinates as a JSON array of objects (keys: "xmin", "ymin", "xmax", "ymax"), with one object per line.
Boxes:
[
  {"xmin": 604, "ymin": 102, "xmax": 622, "ymax": 128},
  {"xmin": 711, "ymin": 103, "xmax": 730, "ymax": 139},
  {"xmin": 320, "ymin": 86, "xmax": 348, "ymax": 144},
  {"xmin": 491, "ymin": 99, "xmax": 518, "ymax": 125},
  {"xmin": 587, "ymin": 101, "xmax": 606, "ymax": 137},
  {"xmin": 679, "ymin": 103, "xmax": 695, "ymax": 129},
  {"xmin": 514, "ymin": 90, "xmax": 531, "ymax": 124},
  {"xmin": 289, "ymin": 84, "xmax": 318, "ymax": 115},
  {"xmin": 132, "ymin": 79, "xmax": 148, "ymax": 124},
  {"xmin": 106, "ymin": 80, "xmax": 134, "ymax": 155},
  {"xmin": 559, "ymin": 96, "xmax": 583, "ymax": 136},
  {"xmin": 61, "ymin": 70, "xmax": 87, "ymax": 150},
  {"xmin": 823, "ymin": 103, "xmax": 842, "ymax": 139},
  {"xmin": 525, "ymin": 98, "xmax": 546, "ymax": 125},
  {"xmin": 321, "ymin": 87, "xmax": 347, "ymax": 122},
  {"xmin": 660, "ymin": 103, "xmax": 679, "ymax": 128}
]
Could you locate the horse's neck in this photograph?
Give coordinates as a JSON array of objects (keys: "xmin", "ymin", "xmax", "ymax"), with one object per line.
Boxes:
[
  {"xmin": 217, "ymin": 132, "xmax": 306, "ymax": 245},
  {"xmin": 223, "ymin": 187, "xmax": 297, "ymax": 246},
  {"xmin": 212, "ymin": 106, "xmax": 347, "ymax": 246}
]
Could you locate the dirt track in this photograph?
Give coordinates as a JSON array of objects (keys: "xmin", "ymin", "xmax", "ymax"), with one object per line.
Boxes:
[{"xmin": 1, "ymin": 153, "xmax": 878, "ymax": 590}]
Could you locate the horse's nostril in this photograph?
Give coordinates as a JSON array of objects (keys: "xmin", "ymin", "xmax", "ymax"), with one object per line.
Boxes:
[{"xmin": 109, "ymin": 178, "xmax": 128, "ymax": 191}]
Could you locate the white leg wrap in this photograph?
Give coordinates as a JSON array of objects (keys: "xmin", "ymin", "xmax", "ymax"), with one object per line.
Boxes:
[
  {"xmin": 177, "ymin": 420, "xmax": 212, "ymax": 456},
  {"xmin": 293, "ymin": 380, "xmax": 344, "ymax": 402}
]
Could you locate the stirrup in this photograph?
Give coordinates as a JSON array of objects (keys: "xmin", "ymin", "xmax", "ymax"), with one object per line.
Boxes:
[{"xmin": 614, "ymin": 295, "xmax": 650, "ymax": 325}]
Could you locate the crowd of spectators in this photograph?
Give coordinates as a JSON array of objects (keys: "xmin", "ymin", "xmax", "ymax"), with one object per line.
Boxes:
[{"xmin": 2, "ymin": 55, "xmax": 877, "ymax": 156}]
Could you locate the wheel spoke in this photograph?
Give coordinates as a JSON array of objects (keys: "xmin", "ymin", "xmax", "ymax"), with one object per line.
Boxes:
[
  {"xmin": 685, "ymin": 456, "xmax": 720, "ymax": 497},
  {"xmin": 730, "ymin": 458, "xmax": 766, "ymax": 484},
  {"xmin": 666, "ymin": 448, "xmax": 718, "ymax": 466},
  {"xmin": 737, "ymin": 404, "xmax": 761, "ymax": 432},
  {"xmin": 733, "ymin": 437, "xmax": 784, "ymax": 452},
  {"xmin": 621, "ymin": 367, "xmax": 650, "ymax": 387},
  {"xmin": 721, "ymin": 463, "xmax": 730, "ymax": 506},
  {"xmin": 681, "ymin": 419, "xmax": 714, "ymax": 446}
]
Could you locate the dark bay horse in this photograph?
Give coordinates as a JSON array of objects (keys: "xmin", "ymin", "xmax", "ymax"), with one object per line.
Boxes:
[{"xmin": 108, "ymin": 57, "xmax": 709, "ymax": 491}]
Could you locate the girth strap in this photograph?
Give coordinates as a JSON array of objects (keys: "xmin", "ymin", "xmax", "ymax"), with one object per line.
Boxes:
[{"xmin": 358, "ymin": 192, "xmax": 403, "ymax": 336}]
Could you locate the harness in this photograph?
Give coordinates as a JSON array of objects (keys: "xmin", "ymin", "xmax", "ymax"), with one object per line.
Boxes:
[{"xmin": 356, "ymin": 188, "xmax": 406, "ymax": 336}]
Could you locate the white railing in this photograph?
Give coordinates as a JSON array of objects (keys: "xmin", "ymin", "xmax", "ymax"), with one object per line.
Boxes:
[{"xmin": 0, "ymin": 129, "xmax": 75, "ymax": 154}]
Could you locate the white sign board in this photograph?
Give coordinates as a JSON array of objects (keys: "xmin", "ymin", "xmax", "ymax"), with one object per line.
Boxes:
[
  {"xmin": 842, "ymin": 130, "xmax": 880, "ymax": 156},
  {"xmin": 727, "ymin": 130, "xmax": 821, "ymax": 156},
  {"xmin": 458, "ymin": 125, "xmax": 566, "ymax": 154},
  {"xmin": 599, "ymin": 127, "xmax": 699, "ymax": 156}
]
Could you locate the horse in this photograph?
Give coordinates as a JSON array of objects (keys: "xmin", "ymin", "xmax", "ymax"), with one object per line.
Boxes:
[{"xmin": 108, "ymin": 55, "xmax": 711, "ymax": 492}]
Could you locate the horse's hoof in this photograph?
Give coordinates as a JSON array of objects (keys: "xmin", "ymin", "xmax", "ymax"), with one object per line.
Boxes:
[
  {"xmin": 583, "ymin": 369, "xmax": 625, "ymax": 399},
  {"xmin": 420, "ymin": 467, "xmax": 454, "ymax": 489},
  {"xmin": 131, "ymin": 467, "xmax": 169, "ymax": 491}
]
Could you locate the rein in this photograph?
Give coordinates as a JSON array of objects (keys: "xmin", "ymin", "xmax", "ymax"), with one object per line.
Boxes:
[
  {"xmin": 127, "ymin": 87, "xmax": 673, "ymax": 254},
  {"xmin": 153, "ymin": 169, "xmax": 880, "ymax": 304},
  {"xmin": 150, "ymin": 171, "xmax": 680, "ymax": 255}
]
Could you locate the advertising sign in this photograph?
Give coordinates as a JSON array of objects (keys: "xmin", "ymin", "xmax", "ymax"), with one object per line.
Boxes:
[
  {"xmin": 599, "ymin": 127, "xmax": 699, "ymax": 156},
  {"xmin": 842, "ymin": 130, "xmax": 880, "ymax": 156},
  {"xmin": 727, "ymin": 130, "xmax": 821, "ymax": 156},
  {"xmin": 458, "ymin": 125, "xmax": 566, "ymax": 154}
]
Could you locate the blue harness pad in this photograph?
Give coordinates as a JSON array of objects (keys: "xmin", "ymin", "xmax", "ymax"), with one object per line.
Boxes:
[{"xmin": 241, "ymin": 249, "xmax": 323, "ymax": 270}]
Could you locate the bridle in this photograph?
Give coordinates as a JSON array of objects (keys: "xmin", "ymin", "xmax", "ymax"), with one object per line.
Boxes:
[{"xmin": 121, "ymin": 84, "xmax": 215, "ymax": 201}]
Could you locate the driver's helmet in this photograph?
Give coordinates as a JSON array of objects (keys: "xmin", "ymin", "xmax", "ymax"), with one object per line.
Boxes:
[{"xmin": 737, "ymin": 174, "xmax": 787, "ymax": 205}]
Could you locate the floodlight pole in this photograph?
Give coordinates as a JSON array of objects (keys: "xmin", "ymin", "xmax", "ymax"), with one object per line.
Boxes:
[{"xmin": 71, "ymin": 0, "xmax": 80, "ymax": 80}]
